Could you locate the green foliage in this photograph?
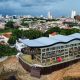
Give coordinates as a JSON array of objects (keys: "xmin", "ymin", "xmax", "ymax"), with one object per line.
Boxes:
[
  {"xmin": 5, "ymin": 26, "xmax": 80, "ymax": 41},
  {"xmin": 44, "ymin": 27, "xmax": 80, "ymax": 36},
  {"xmin": 60, "ymin": 28, "xmax": 80, "ymax": 35},
  {"xmin": 5, "ymin": 21, "xmax": 14, "ymax": 28},
  {"xmin": 8, "ymin": 36, "xmax": 17, "ymax": 45},
  {"xmin": 23, "ymin": 29, "xmax": 44, "ymax": 39},
  {"xmin": 60, "ymin": 29, "xmax": 72, "ymax": 35},
  {"xmin": 12, "ymin": 29, "xmax": 23, "ymax": 38},
  {"xmin": 11, "ymin": 29, "xmax": 43, "ymax": 39},
  {"xmin": 21, "ymin": 20, "xmax": 29, "ymax": 27},
  {"xmin": 44, "ymin": 27, "xmax": 60, "ymax": 36},
  {"xmin": 10, "ymin": 27, "xmax": 80, "ymax": 40},
  {"xmin": 0, "ymin": 45, "xmax": 17, "ymax": 57},
  {"xmin": 71, "ymin": 28, "xmax": 80, "ymax": 33},
  {"xmin": 0, "ymin": 29, "xmax": 11, "ymax": 34}
]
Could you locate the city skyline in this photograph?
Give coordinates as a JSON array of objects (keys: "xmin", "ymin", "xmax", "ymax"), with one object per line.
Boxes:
[{"xmin": 0, "ymin": 0, "xmax": 80, "ymax": 17}]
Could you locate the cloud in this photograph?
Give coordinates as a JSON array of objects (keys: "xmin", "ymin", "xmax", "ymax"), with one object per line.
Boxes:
[
  {"xmin": 0, "ymin": 0, "xmax": 65, "ymax": 13},
  {"xmin": 0, "ymin": 0, "xmax": 65, "ymax": 7},
  {"xmin": 0, "ymin": 0, "xmax": 79, "ymax": 17},
  {"xmin": 20, "ymin": 0, "xmax": 65, "ymax": 7}
]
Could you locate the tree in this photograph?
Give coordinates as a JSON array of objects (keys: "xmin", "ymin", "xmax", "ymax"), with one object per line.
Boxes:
[
  {"xmin": 8, "ymin": 36, "xmax": 17, "ymax": 45},
  {"xmin": 60, "ymin": 29, "xmax": 66, "ymax": 35},
  {"xmin": 5, "ymin": 21, "xmax": 14, "ymax": 28},
  {"xmin": 44, "ymin": 27, "xmax": 60, "ymax": 36},
  {"xmin": 71, "ymin": 28, "xmax": 80, "ymax": 34},
  {"xmin": 11, "ymin": 29, "xmax": 43, "ymax": 39},
  {"xmin": 0, "ymin": 45, "xmax": 17, "ymax": 57},
  {"xmin": 23, "ymin": 29, "xmax": 43, "ymax": 39},
  {"xmin": 21, "ymin": 21, "xmax": 29, "ymax": 27},
  {"xmin": 12, "ymin": 29, "xmax": 24, "ymax": 38}
]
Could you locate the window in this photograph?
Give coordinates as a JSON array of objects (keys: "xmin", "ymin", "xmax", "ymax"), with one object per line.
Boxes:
[
  {"xmin": 42, "ymin": 49, "xmax": 45, "ymax": 52},
  {"xmin": 51, "ymin": 51, "xmax": 55, "ymax": 54},
  {"xmin": 74, "ymin": 44, "xmax": 77, "ymax": 46},
  {"xmin": 65, "ymin": 55, "xmax": 68, "ymax": 57},
  {"xmin": 42, "ymin": 53, "xmax": 45, "ymax": 57},
  {"xmin": 51, "ymin": 52, "xmax": 56, "ymax": 57},
  {"xmin": 50, "ymin": 47, "xmax": 55, "ymax": 50},
  {"xmin": 46, "ymin": 59, "xmax": 50, "ymax": 62},
  {"xmin": 69, "ymin": 53, "xmax": 73, "ymax": 56},
  {"xmin": 65, "ymin": 49, "xmax": 68, "ymax": 51},
  {"xmin": 56, "ymin": 46, "xmax": 60, "ymax": 49},
  {"xmin": 42, "ymin": 59, "xmax": 46, "ymax": 63},
  {"xmin": 46, "ymin": 52, "xmax": 50, "ymax": 58},
  {"xmin": 61, "ymin": 46, "xmax": 64, "ymax": 49},
  {"xmin": 74, "ymin": 52, "xmax": 78, "ymax": 55},
  {"xmin": 61, "ymin": 50, "xmax": 64, "ymax": 52},
  {"xmin": 65, "ymin": 52, "xmax": 68, "ymax": 54},
  {"xmin": 74, "ymin": 47, "xmax": 77, "ymax": 49},
  {"xmin": 78, "ymin": 47, "xmax": 80, "ymax": 50},
  {"xmin": 65, "ymin": 45, "xmax": 69, "ymax": 48},
  {"xmin": 70, "ymin": 44, "xmax": 73, "ymax": 47},
  {"xmin": 53, "ymin": 58, "xmax": 56, "ymax": 61},
  {"xmin": 47, "ymin": 52, "xmax": 52, "ymax": 58},
  {"xmin": 46, "ymin": 48, "xmax": 49, "ymax": 51}
]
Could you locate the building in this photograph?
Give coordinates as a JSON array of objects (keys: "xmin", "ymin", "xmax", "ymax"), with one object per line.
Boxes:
[
  {"xmin": 49, "ymin": 32, "xmax": 57, "ymax": 38},
  {"xmin": 0, "ymin": 35, "xmax": 9, "ymax": 43},
  {"xmin": 0, "ymin": 22, "xmax": 5, "ymax": 29},
  {"xmin": 15, "ymin": 39, "xmax": 28, "ymax": 51},
  {"xmin": 18, "ymin": 33, "xmax": 80, "ymax": 77},
  {"xmin": 74, "ymin": 15, "xmax": 80, "ymax": 21},
  {"xmin": 71, "ymin": 10, "xmax": 76, "ymax": 19},
  {"xmin": 48, "ymin": 11, "xmax": 53, "ymax": 19},
  {"xmin": 3, "ymin": 32, "xmax": 12, "ymax": 38}
]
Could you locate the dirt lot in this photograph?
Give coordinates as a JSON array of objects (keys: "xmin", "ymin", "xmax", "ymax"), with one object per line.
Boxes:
[{"xmin": 0, "ymin": 56, "xmax": 80, "ymax": 80}]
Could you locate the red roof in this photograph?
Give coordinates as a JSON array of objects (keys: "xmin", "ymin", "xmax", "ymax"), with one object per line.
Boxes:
[
  {"xmin": 3, "ymin": 32, "xmax": 12, "ymax": 38},
  {"xmin": 50, "ymin": 32, "xmax": 57, "ymax": 36}
]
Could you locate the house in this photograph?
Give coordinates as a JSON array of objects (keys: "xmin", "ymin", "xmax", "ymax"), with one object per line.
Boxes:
[
  {"xmin": 49, "ymin": 32, "xmax": 57, "ymax": 38},
  {"xmin": 0, "ymin": 22, "xmax": 5, "ymax": 29},
  {"xmin": 3, "ymin": 32, "xmax": 12, "ymax": 38},
  {"xmin": 0, "ymin": 35, "xmax": 9, "ymax": 43}
]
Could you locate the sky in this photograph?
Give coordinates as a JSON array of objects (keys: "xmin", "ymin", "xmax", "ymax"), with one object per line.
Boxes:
[{"xmin": 0, "ymin": 0, "xmax": 80, "ymax": 17}]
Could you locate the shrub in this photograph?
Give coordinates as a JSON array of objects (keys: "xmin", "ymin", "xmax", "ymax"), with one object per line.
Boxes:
[{"xmin": 0, "ymin": 45, "xmax": 17, "ymax": 57}]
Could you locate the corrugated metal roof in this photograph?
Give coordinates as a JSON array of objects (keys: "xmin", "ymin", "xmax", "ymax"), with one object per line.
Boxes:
[{"xmin": 19, "ymin": 33, "xmax": 80, "ymax": 47}]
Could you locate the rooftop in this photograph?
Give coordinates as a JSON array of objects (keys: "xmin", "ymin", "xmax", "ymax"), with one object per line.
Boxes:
[{"xmin": 19, "ymin": 33, "xmax": 80, "ymax": 48}]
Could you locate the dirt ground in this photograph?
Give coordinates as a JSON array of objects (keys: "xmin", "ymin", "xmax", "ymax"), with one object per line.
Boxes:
[{"xmin": 0, "ymin": 56, "xmax": 80, "ymax": 80}]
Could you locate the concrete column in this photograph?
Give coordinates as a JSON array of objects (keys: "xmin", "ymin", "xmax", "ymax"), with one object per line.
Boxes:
[{"xmin": 40, "ymin": 48, "xmax": 43, "ymax": 63}]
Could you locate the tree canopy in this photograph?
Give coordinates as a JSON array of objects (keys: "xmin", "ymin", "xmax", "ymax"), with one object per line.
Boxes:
[
  {"xmin": 5, "ymin": 21, "xmax": 14, "ymax": 28},
  {"xmin": 44, "ymin": 27, "xmax": 60, "ymax": 36},
  {"xmin": 0, "ymin": 45, "xmax": 17, "ymax": 57},
  {"xmin": 5, "ymin": 21, "xmax": 19, "ymax": 29},
  {"xmin": 8, "ymin": 36, "xmax": 17, "ymax": 45},
  {"xmin": 12, "ymin": 29, "xmax": 44, "ymax": 39}
]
